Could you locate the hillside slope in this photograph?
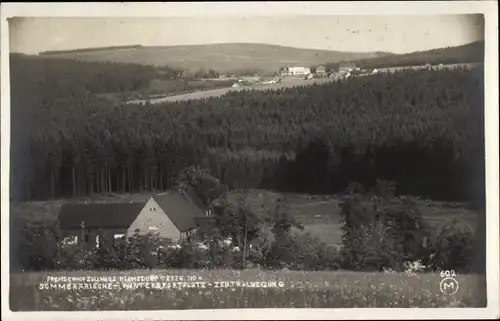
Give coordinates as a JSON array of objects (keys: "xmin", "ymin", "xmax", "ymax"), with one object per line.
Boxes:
[
  {"xmin": 353, "ymin": 41, "xmax": 484, "ymax": 69},
  {"xmin": 39, "ymin": 43, "xmax": 391, "ymax": 74}
]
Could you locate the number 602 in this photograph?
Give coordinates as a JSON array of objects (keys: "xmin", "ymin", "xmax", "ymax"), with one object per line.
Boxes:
[{"xmin": 440, "ymin": 270, "xmax": 457, "ymax": 278}]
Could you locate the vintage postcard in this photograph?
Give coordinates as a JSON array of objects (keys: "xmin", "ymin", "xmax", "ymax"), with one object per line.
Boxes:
[{"xmin": 1, "ymin": 2, "xmax": 499, "ymax": 320}]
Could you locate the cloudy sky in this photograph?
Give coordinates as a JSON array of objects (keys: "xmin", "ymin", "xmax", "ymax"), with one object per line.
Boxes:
[{"xmin": 9, "ymin": 15, "xmax": 484, "ymax": 55}]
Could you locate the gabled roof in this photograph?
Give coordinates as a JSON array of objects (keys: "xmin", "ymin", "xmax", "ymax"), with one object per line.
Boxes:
[
  {"xmin": 58, "ymin": 202, "xmax": 146, "ymax": 229},
  {"xmin": 153, "ymin": 191, "xmax": 205, "ymax": 232},
  {"xmin": 58, "ymin": 190, "xmax": 208, "ymax": 233},
  {"xmin": 180, "ymin": 186, "xmax": 207, "ymax": 211}
]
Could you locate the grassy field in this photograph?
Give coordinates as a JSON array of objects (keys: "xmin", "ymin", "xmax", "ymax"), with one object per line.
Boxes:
[
  {"xmin": 40, "ymin": 43, "xmax": 388, "ymax": 74},
  {"xmin": 9, "ymin": 269, "xmax": 486, "ymax": 310},
  {"xmin": 11, "ymin": 189, "xmax": 478, "ymax": 246}
]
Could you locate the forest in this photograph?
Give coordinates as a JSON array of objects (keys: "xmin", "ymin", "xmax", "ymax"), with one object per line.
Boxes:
[
  {"xmin": 350, "ymin": 41, "xmax": 484, "ymax": 69},
  {"xmin": 10, "ymin": 54, "xmax": 485, "ymax": 207},
  {"xmin": 39, "ymin": 45, "xmax": 145, "ymax": 55},
  {"xmin": 10, "ymin": 53, "xmax": 166, "ymax": 94},
  {"xmin": 9, "ymin": 54, "xmax": 226, "ymax": 101}
]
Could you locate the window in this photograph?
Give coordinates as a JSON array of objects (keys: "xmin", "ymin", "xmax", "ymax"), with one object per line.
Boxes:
[
  {"xmin": 148, "ymin": 226, "xmax": 160, "ymax": 236},
  {"xmin": 422, "ymin": 236, "xmax": 428, "ymax": 248}
]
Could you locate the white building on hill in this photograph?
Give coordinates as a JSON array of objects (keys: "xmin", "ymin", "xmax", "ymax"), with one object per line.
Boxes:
[{"xmin": 279, "ymin": 66, "xmax": 311, "ymax": 76}]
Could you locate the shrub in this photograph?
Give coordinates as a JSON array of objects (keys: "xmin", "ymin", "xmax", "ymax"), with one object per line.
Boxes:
[
  {"xmin": 12, "ymin": 216, "xmax": 62, "ymax": 271},
  {"xmin": 426, "ymin": 221, "xmax": 475, "ymax": 273},
  {"xmin": 265, "ymin": 232, "xmax": 340, "ymax": 270},
  {"xmin": 339, "ymin": 181, "xmax": 431, "ymax": 271}
]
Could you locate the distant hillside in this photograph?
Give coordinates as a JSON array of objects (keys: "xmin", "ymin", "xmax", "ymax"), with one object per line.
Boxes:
[
  {"xmin": 352, "ymin": 41, "xmax": 484, "ymax": 69},
  {"xmin": 40, "ymin": 45, "xmax": 144, "ymax": 55},
  {"xmin": 38, "ymin": 43, "xmax": 392, "ymax": 74}
]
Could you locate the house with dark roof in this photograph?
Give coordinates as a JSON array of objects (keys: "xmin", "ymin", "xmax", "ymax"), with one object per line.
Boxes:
[
  {"xmin": 338, "ymin": 62, "xmax": 357, "ymax": 73},
  {"xmin": 315, "ymin": 65, "xmax": 326, "ymax": 76},
  {"xmin": 58, "ymin": 190, "xmax": 209, "ymax": 248}
]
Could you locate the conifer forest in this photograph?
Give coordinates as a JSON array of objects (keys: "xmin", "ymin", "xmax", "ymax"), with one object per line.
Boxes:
[{"xmin": 10, "ymin": 54, "xmax": 484, "ymax": 206}]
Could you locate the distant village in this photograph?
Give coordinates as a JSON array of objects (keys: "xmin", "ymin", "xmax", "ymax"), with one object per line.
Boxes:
[
  {"xmin": 227, "ymin": 62, "xmax": 378, "ymax": 88},
  {"xmin": 227, "ymin": 61, "xmax": 450, "ymax": 88}
]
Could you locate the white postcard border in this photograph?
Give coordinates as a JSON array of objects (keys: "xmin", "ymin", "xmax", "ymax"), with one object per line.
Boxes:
[{"xmin": 1, "ymin": 2, "xmax": 498, "ymax": 320}]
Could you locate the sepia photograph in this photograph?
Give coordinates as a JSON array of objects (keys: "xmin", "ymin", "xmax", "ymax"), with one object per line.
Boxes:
[{"xmin": 1, "ymin": 2, "xmax": 499, "ymax": 320}]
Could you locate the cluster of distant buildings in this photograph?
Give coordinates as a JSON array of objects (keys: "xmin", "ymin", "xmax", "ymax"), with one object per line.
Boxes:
[
  {"xmin": 229, "ymin": 61, "xmax": 414, "ymax": 89},
  {"xmin": 279, "ymin": 66, "xmax": 312, "ymax": 76},
  {"xmin": 278, "ymin": 62, "xmax": 358, "ymax": 80},
  {"xmin": 228, "ymin": 63, "xmax": 361, "ymax": 89}
]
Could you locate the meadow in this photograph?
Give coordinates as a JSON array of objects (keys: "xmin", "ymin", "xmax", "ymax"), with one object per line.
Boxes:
[{"xmin": 9, "ymin": 269, "xmax": 486, "ymax": 310}]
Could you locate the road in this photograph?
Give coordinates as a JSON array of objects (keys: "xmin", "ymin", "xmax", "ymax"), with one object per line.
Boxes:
[{"xmin": 126, "ymin": 77, "xmax": 334, "ymax": 105}]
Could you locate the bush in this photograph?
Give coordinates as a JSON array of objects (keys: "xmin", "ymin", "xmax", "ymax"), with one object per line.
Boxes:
[
  {"xmin": 265, "ymin": 232, "xmax": 340, "ymax": 270},
  {"xmin": 426, "ymin": 222, "xmax": 476, "ymax": 273},
  {"xmin": 339, "ymin": 181, "xmax": 431, "ymax": 271},
  {"xmin": 338, "ymin": 180, "xmax": 479, "ymax": 273},
  {"xmin": 12, "ymin": 216, "xmax": 61, "ymax": 271}
]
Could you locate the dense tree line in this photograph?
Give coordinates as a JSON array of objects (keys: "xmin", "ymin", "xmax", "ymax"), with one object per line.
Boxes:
[
  {"xmin": 9, "ymin": 54, "xmax": 212, "ymax": 97},
  {"xmin": 351, "ymin": 41, "xmax": 484, "ymax": 69},
  {"xmin": 39, "ymin": 45, "xmax": 145, "ymax": 55},
  {"xmin": 10, "ymin": 54, "xmax": 484, "ymax": 206},
  {"xmin": 10, "ymin": 54, "xmax": 167, "ymax": 95},
  {"xmin": 193, "ymin": 68, "xmax": 220, "ymax": 79},
  {"xmin": 10, "ymin": 55, "xmax": 228, "ymax": 105}
]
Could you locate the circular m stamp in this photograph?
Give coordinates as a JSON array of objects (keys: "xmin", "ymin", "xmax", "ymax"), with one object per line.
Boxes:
[{"xmin": 439, "ymin": 277, "xmax": 459, "ymax": 295}]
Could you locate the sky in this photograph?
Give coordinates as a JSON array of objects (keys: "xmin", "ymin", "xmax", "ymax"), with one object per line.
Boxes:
[{"xmin": 9, "ymin": 15, "xmax": 484, "ymax": 55}]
